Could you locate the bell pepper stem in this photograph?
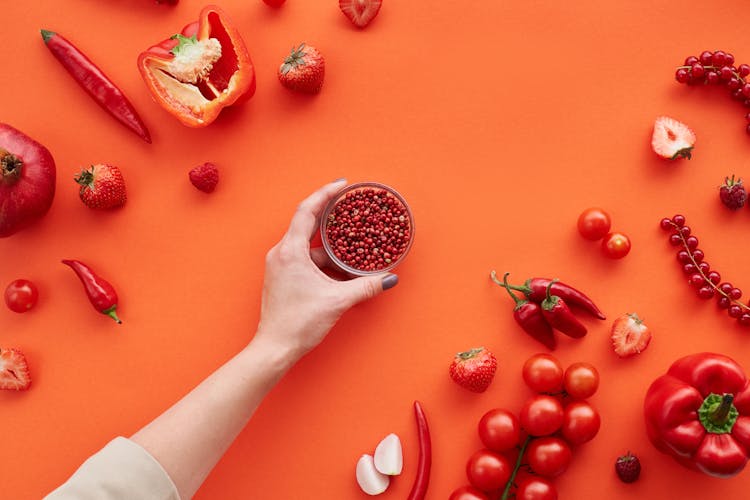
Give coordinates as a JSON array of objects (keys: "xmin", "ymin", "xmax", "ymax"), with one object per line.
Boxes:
[
  {"xmin": 712, "ymin": 394, "xmax": 735, "ymax": 424},
  {"xmin": 698, "ymin": 392, "xmax": 739, "ymax": 433}
]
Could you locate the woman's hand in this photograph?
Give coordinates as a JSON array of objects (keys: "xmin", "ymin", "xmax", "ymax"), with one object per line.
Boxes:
[{"xmin": 254, "ymin": 179, "xmax": 399, "ymax": 361}]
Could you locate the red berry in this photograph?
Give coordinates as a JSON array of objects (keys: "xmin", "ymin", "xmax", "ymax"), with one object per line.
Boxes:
[
  {"xmin": 669, "ymin": 234, "xmax": 683, "ymax": 246},
  {"xmin": 700, "ymin": 51, "xmax": 714, "ymax": 65},
  {"xmin": 721, "ymin": 66, "xmax": 734, "ymax": 80},
  {"xmin": 720, "ymin": 175, "xmax": 747, "ymax": 210},
  {"xmin": 615, "ymin": 452, "xmax": 641, "ymax": 483},
  {"xmin": 686, "ymin": 236, "xmax": 699, "ymax": 249},
  {"xmin": 707, "ymin": 271, "xmax": 721, "ymax": 284},
  {"xmin": 739, "ymin": 314, "xmax": 750, "ymax": 326},
  {"xmin": 676, "ymin": 69, "xmax": 690, "ymax": 83},
  {"xmin": 692, "ymin": 249, "xmax": 704, "ymax": 262},
  {"xmin": 659, "ymin": 218, "xmax": 673, "ymax": 230},
  {"xmin": 676, "ymin": 250, "xmax": 691, "ymax": 264},
  {"xmin": 707, "ymin": 71, "xmax": 720, "ymax": 84},
  {"xmin": 684, "ymin": 56, "xmax": 699, "ymax": 66},
  {"xmin": 698, "ymin": 286, "xmax": 715, "ymax": 299},
  {"xmin": 683, "ymin": 263, "xmax": 698, "ymax": 275},
  {"xmin": 189, "ymin": 162, "xmax": 220, "ymax": 193},
  {"xmin": 729, "ymin": 305, "xmax": 743, "ymax": 318},
  {"xmin": 713, "ymin": 51, "xmax": 727, "ymax": 66},
  {"xmin": 718, "ymin": 296, "xmax": 732, "ymax": 309},
  {"xmin": 680, "ymin": 225, "xmax": 691, "ymax": 236},
  {"xmin": 698, "ymin": 261, "xmax": 710, "ymax": 273},
  {"xmin": 673, "ymin": 215, "xmax": 686, "ymax": 226},
  {"xmin": 740, "ymin": 64, "xmax": 750, "ymax": 77},
  {"xmin": 689, "ymin": 274, "xmax": 705, "ymax": 287},
  {"xmin": 691, "ymin": 63, "xmax": 705, "ymax": 78},
  {"xmin": 719, "ymin": 282, "xmax": 733, "ymax": 294},
  {"xmin": 726, "ymin": 53, "xmax": 736, "ymax": 66},
  {"xmin": 730, "ymin": 288, "xmax": 743, "ymax": 300}
]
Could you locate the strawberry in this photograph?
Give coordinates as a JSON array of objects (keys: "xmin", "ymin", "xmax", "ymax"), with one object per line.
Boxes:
[
  {"xmin": 189, "ymin": 162, "xmax": 219, "ymax": 193},
  {"xmin": 0, "ymin": 348, "xmax": 31, "ymax": 391},
  {"xmin": 611, "ymin": 313, "xmax": 652, "ymax": 358},
  {"xmin": 719, "ymin": 175, "xmax": 747, "ymax": 210},
  {"xmin": 651, "ymin": 116, "xmax": 696, "ymax": 160},
  {"xmin": 339, "ymin": 0, "xmax": 382, "ymax": 28},
  {"xmin": 615, "ymin": 452, "xmax": 641, "ymax": 483},
  {"xmin": 278, "ymin": 43, "xmax": 325, "ymax": 94},
  {"xmin": 449, "ymin": 347, "xmax": 497, "ymax": 393},
  {"xmin": 75, "ymin": 164, "xmax": 126, "ymax": 209}
]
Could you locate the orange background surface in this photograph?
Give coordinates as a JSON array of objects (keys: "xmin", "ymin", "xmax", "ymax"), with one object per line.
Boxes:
[{"xmin": 3, "ymin": 0, "xmax": 750, "ymax": 498}]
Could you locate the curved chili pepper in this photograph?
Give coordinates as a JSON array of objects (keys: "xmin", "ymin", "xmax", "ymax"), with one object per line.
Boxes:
[
  {"xmin": 490, "ymin": 271, "xmax": 556, "ymax": 350},
  {"xmin": 40, "ymin": 30, "xmax": 151, "ymax": 143},
  {"xmin": 407, "ymin": 400, "xmax": 431, "ymax": 500},
  {"xmin": 62, "ymin": 259, "xmax": 121, "ymax": 323},
  {"xmin": 541, "ymin": 280, "xmax": 587, "ymax": 338},
  {"xmin": 507, "ymin": 277, "xmax": 606, "ymax": 320}
]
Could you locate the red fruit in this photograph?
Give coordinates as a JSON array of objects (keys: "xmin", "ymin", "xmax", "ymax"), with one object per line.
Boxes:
[
  {"xmin": 448, "ymin": 485, "xmax": 489, "ymax": 500},
  {"xmin": 526, "ymin": 437, "xmax": 572, "ymax": 477},
  {"xmin": 189, "ymin": 162, "xmax": 220, "ymax": 193},
  {"xmin": 449, "ymin": 347, "xmax": 497, "ymax": 393},
  {"xmin": 0, "ymin": 123, "xmax": 56, "ymax": 237},
  {"xmin": 519, "ymin": 395, "xmax": 564, "ymax": 436},
  {"xmin": 615, "ymin": 452, "xmax": 641, "ymax": 483},
  {"xmin": 651, "ymin": 116, "xmax": 696, "ymax": 160},
  {"xmin": 601, "ymin": 231, "xmax": 631, "ymax": 259},
  {"xmin": 4, "ymin": 279, "xmax": 39, "ymax": 313},
  {"xmin": 0, "ymin": 348, "xmax": 31, "ymax": 391},
  {"xmin": 278, "ymin": 43, "xmax": 325, "ymax": 94},
  {"xmin": 75, "ymin": 164, "xmax": 126, "ymax": 209},
  {"xmin": 611, "ymin": 313, "xmax": 652, "ymax": 358},
  {"xmin": 339, "ymin": 0, "xmax": 382, "ymax": 28},
  {"xmin": 719, "ymin": 175, "xmax": 747, "ymax": 210},
  {"xmin": 516, "ymin": 476, "xmax": 558, "ymax": 500},
  {"xmin": 466, "ymin": 449, "xmax": 512, "ymax": 492}
]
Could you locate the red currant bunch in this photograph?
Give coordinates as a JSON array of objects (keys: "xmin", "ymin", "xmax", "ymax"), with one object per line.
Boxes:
[
  {"xmin": 660, "ymin": 215, "xmax": 750, "ymax": 326},
  {"xmin": 674, "ymin": 50, "xmax": 750, "ymax": 135}
]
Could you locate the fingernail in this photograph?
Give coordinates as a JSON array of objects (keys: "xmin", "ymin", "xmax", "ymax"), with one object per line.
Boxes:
[
  {"xmin": 332, "ymin": 177, "xmax": 347, "ymax": 183},
  {"xmin": 382, "ymin": 273, "xmax": 399, "ymax": 291}
]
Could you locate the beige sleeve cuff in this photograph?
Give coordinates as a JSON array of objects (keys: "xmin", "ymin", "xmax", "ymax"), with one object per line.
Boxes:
[{"xmin": 44, "ymin": 437, "xmax": 180, "ymax": 500}]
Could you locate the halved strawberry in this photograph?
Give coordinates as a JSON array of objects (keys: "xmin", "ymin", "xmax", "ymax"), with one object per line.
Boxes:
[
  {"xmin": 611, "ymin": 313, "xmax": 652, "ymax": 358},
  {"xmin": 651, "ymin": 116, "xmax": 696, "ymax": 160},
  {"xmin": 339, "ymin": 0, "xmax": 382, "ymax": 28},
  {"xmin": 0, "ymin": 348, "xmax": 31, "ymax": 391}
]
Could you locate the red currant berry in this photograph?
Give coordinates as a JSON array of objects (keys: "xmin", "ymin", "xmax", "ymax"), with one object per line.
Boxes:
[
  {"xmin": 728, "ymin": 77, "xmax": 742, "ymax": 90},
  {"xmin": 707, "ymin": 271, "xmax": 721, "ymax": 284},
  {"xmin": 692, "ymin": 249, "xmax": 705, "ymax": 262},
  {"xmin": 675, "ymin": 68, "xmax": 690, "ymax": 83},
  {"xmin": 689, "ymin": 274, "xmax": 705, "ymax": 287},
  {"xmin": 733, "ymin": 89, "xmax": 746, "ymax": 101},
  {"xmin": 660, "ymin": 218, "xmax": 674, "ymax": 230},
  {"xmin": 680, "ymin": 226, "xmax": 691, "ymax": 236},
  {"xmin": 700, "ymin": 51, "xmax": 714, "ymax": 65},
  {"xmin": 730, "ymin": 288, "xmax": 743, "ymax": 300},
  {"xmin": 740, "ymin": 64, "xmax": 750, "ymax": 77},
  {"xmin": 718, "ymin": 296, "xmax": 732, "ymax": 309},
  {"xmin": 684, "ymin": 56, "xmax": 699, "ymax": 66},
  {"xmin": 686, "ymin": 236, "xmax": 699, "ymax": 249},
  {"xmin": 719, "ymin": 283, "xmax": 733, "ymax": 294},
  {"xmin": 713, "ymin": 51, "xmax": 727, "ymax": 66},
  {"xmin": 725, "ymin": 53, "xmax": 735, "ymax": 66},
  {"xmin": 698, "ymin": 286, "xmax": 715, "ymax": 299},
  {"xmin": 691, "ymin": 63, "xmax": 705, "ymax": 78},
  {"xmin": 742, "ymin": 84, "xmax": 750, "ymax": 97},
  {"xmin": 698, "ymin": 261, "xmax": 710, "ymax": 273},
  {"xmin": 669, "ymin": 234, "xmax": 683, "ymax": 246},
  {"xmin": 721, "ymin": 66, "xmax": 734, "ymax": 80},
  {"xmin": 729, "ymin": 305, "xmax": 743, "ymax": 318},
  {"xmin": 707, "ymin": 71, "xmax": 720, "ymax": 84},
  {"xmin": 677, "ymin": 250, "xmax": 692, "ymax": 264},
  {"xmin": 739, "ymin": 314, "xmax": 750, "ymax": 326},
  {"xmin": 673, "ymin": 215, "xmax": 686, "ymax": 227},
  {"xmin": 683, "ymin": 263, "xmax": 698, "ymax": 275}
]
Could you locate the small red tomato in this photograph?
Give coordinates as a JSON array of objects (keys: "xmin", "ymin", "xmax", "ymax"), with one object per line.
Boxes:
[
  {"xmin": 561, "ymin": 401, "xmax": 601, "ymax": 445},
  {"xmin": 466, "ymin": 449, "xmax": 512, "ymax": 492},
  {"xmin": 516, "ymin": 476, "xmax": 558, "ymax": 499},
  {"xmin": 563, "ymin": 362, "xmax": 599, "ymax": 399},
  {"xmin": 4, "ymin": 279, "xmax": 39, "ymax": 313},
  {"xmin": 519, "ymin": 395, "xmax": 564, "ymax": 437},
  {"xmin": 577, "ymin": 208, "xmax": 611, "ymax": 241},
  {"xmin": 522, "ymin": 354, "xmax": 564, "ymax": 393},
  {"xmin": 449, "ymin": 485, "xmax": 490, "ymax": 500},
  {"xmin": 526, "ymin": 437, "xmax": 572, "ymax": 477},
  {"xmin": 602, "ymin": 232, "xmax": 631, "ymax": 259},
  {"xmin": 478, "ymin": 408, "xmax": 521, "ymax": 452}
]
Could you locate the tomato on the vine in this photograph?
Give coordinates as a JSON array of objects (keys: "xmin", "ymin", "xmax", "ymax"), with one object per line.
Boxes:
[
  {"xmin": 520, "ymin": 395, "xmax": 564, "ymax": 436},
  {"xmin": 577, "ymin": 207, "xmax": 611, "ymax": 241},
  {"xmin": 563, "ymin": 362, "xmax": 599, "ymax": 399},
  {"xmin": 478, "ymin": 408, "xmax": 521, "ymax": 452},
  {"xmin": 522, "ymin": 354, "xmax": 564, "ymax": 393},
  {"xmin": 561, "ymin": 401, "xmax": 601, "ymax": 445},
  {"xmin": 526, "ymin": 437, "xmax": 572, "ymax": 477},
  {"xmin": 516, "ymin": 476, "xmax": 558, "ymax": 499},
  {"xmin": 4, "ymin": 279, "xmax": 39, "ymax": 313},
  {"xmin": 449, "ymin": 485, "xmax": 490, "ymax": 500},
  {"xmin": 466, "ymin": 449, "xmax": 512, "ymax": 492},
  {"xmin": 602, "ymin": 232, "xmax": 631, "ymax": 259}
]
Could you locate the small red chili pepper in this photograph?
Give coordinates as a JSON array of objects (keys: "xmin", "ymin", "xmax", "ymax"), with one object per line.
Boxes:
[
  {"xmin": 490, "ymin": 271, "xmax": 556, "ymax": 350},
  {"xmin": 541, "ymin": 280, "xmax": 587, "ymax": 338},
  {"xmin": 407, "ymin": 400, "xmax": 431, "ymax": 500},
  {"xmin": 62, "ymin": 259, "xmax": 122, "ymax": 323},
  {"xmin": 40, "ymin": 30, "xmax": 151, "ymax": 143},
  {"xmin": 507, "ymin": 277, "xmax": 606, "ymax": 320}
]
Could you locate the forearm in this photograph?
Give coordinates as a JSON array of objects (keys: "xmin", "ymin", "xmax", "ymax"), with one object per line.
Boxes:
[{"xmin": 130, "ymin": 335, "xmax": 298, "ymax": 500}]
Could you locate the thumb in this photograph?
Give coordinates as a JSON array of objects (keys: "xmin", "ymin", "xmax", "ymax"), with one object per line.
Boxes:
[{"xmin": 340, "ymin": 273, "xmax": 399, "ymax": 306}]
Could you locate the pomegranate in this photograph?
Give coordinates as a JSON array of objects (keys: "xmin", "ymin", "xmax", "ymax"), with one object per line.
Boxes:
[{"xmin": 0, "ymin": 123, "xmax": 56, "ymax": 237}]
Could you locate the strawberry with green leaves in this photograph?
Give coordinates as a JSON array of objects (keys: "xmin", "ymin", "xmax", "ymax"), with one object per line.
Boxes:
[
  {"xmin": 278, "ymin": 43, "xmax": 325, "ymax": 94},
  {"xmin": 0, "ymin": 348, "xmax": 31, "ymax": 391},
  {"xmin": 75, "ymin": 164, "xmax": 126, "ymax": 210},
  {"xmin": 449, "ymin": 347, "xmax": 497, "ymax": 393}
]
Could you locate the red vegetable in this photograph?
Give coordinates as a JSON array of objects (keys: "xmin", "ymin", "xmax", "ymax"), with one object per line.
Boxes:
[
  {"xmin": 62, "ymin": 259, "xmax": 122, "ymax": 323},
  {"xmin": 506, "ymin": 277, "xmax": 606, "ymax": 320},
  {"xmin": 41, "ymin": 30, "xmax": 151, "ymax": 143},
  {"xmin": 541, "ymin": 281, "xmax": 587, "ymax": 338},
  {"xmin": 491, "ymin": 272, "xmax": 556, "ymax": 350},
  {"xmin": 0, "ymin": 123, "xmax": 56, "ymax": 237},
  {"xmin": 407, "ymin": 400, "xmax": 431, "ymax": 500},
  {"xmin": 644, "ymin": 352, "xmax": 750, "ymax": 477}
]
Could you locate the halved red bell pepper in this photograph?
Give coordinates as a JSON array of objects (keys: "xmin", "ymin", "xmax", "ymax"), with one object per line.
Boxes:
[
  {"xmin": 644, "ymin": 352, "xmax": 750, "ymax": 477},
  {"xmin": 137, "ymin": 5, "xmax": 255, "ymax": 127}
]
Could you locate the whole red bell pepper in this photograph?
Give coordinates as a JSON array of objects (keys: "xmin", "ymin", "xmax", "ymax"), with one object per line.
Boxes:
[
  {"xmin": 644, "ymin": 352, "xmax": 750, "ymax": 477},
  {"xmin": 137, "ymin": 5, "xmax": 255, "ymax": 127}
]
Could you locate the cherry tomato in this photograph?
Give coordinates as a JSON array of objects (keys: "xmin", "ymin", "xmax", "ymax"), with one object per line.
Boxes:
[
  {"xmin": 602, "ymin": 232, "xmax": 631, "ymax": 259},
  {"xmin": 526, "ymin": 437, "xmax": 572, "ymax": 477},
  {"xmin": 466, "ymin": 449, "xmax": 512, "ymax": 492},
  {"xmin": 4, "ymin": 279, "xmax": 39, "ymax": 313},
  {"xmin": 519, "ymin": 395, "xmax": 564, "ymax": 436},
  {"xmin": 577, "ymin": 208, "xmax": 611, "ymax": 241},
  {"xmin": 563, "ymin": 362, "xmax": 599, "ymax": 399},
  {"xmin": 478, "ymin": 408, "xmax": 521, "ymax": 452},
  {"xmin": 449, "ymin": 485, "xmax": 490, "ymax": 500},
  {"xmin": 516, "ymin": 476, "xmax": 558, "ymax": 499},
  {"xmin": 522, "ymin": 354, "xmax": 564, "ymax": 393},
  {"xmin": 561, "ymin": 401, "xmax": 601, "ymax": 445}
]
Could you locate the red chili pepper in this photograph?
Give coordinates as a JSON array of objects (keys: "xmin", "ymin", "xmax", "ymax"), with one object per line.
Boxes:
[
  {"xmin": 507, "ymin": 277, "xmax": 606, "ymax": 320},
  {"xmin": 40, "ymin": 30, "xmax": 151, "ymax": 143},
  {"xmin": 62, "ymin": 259, "xmax": 122, "ymax": 323},
  {"xmin": 407, "ymin": 400, "xmax": 431, "ymax": 500},
  {"xmin": 490, "ymin": 272, "xmax": 556, "ymax": 350},
  {"xmin": 540, "ymin": 280, "xmax": 587, "ymax": 338}
]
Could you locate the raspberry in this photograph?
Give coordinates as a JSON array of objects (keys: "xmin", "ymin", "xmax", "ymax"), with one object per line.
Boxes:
[
  {"xmin": 615, "ymin": 452, "xmax": 641, "ymax": 483},
  {"xmin": 719, "ymin": 175, "xmax": 747, "ymax": 210},
  {"xmin": 189, "ymin": 162, "xmax": 219, "ymax": 193}
]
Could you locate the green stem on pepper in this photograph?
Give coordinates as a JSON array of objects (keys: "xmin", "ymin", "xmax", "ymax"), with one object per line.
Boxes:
[
  {"xmin": 501, "ymin": 435, "xmax": 532, "ymax": 500},
  {"xmin": 490, "ymin": 271, "xmax": 524, "ymax": 306}
]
